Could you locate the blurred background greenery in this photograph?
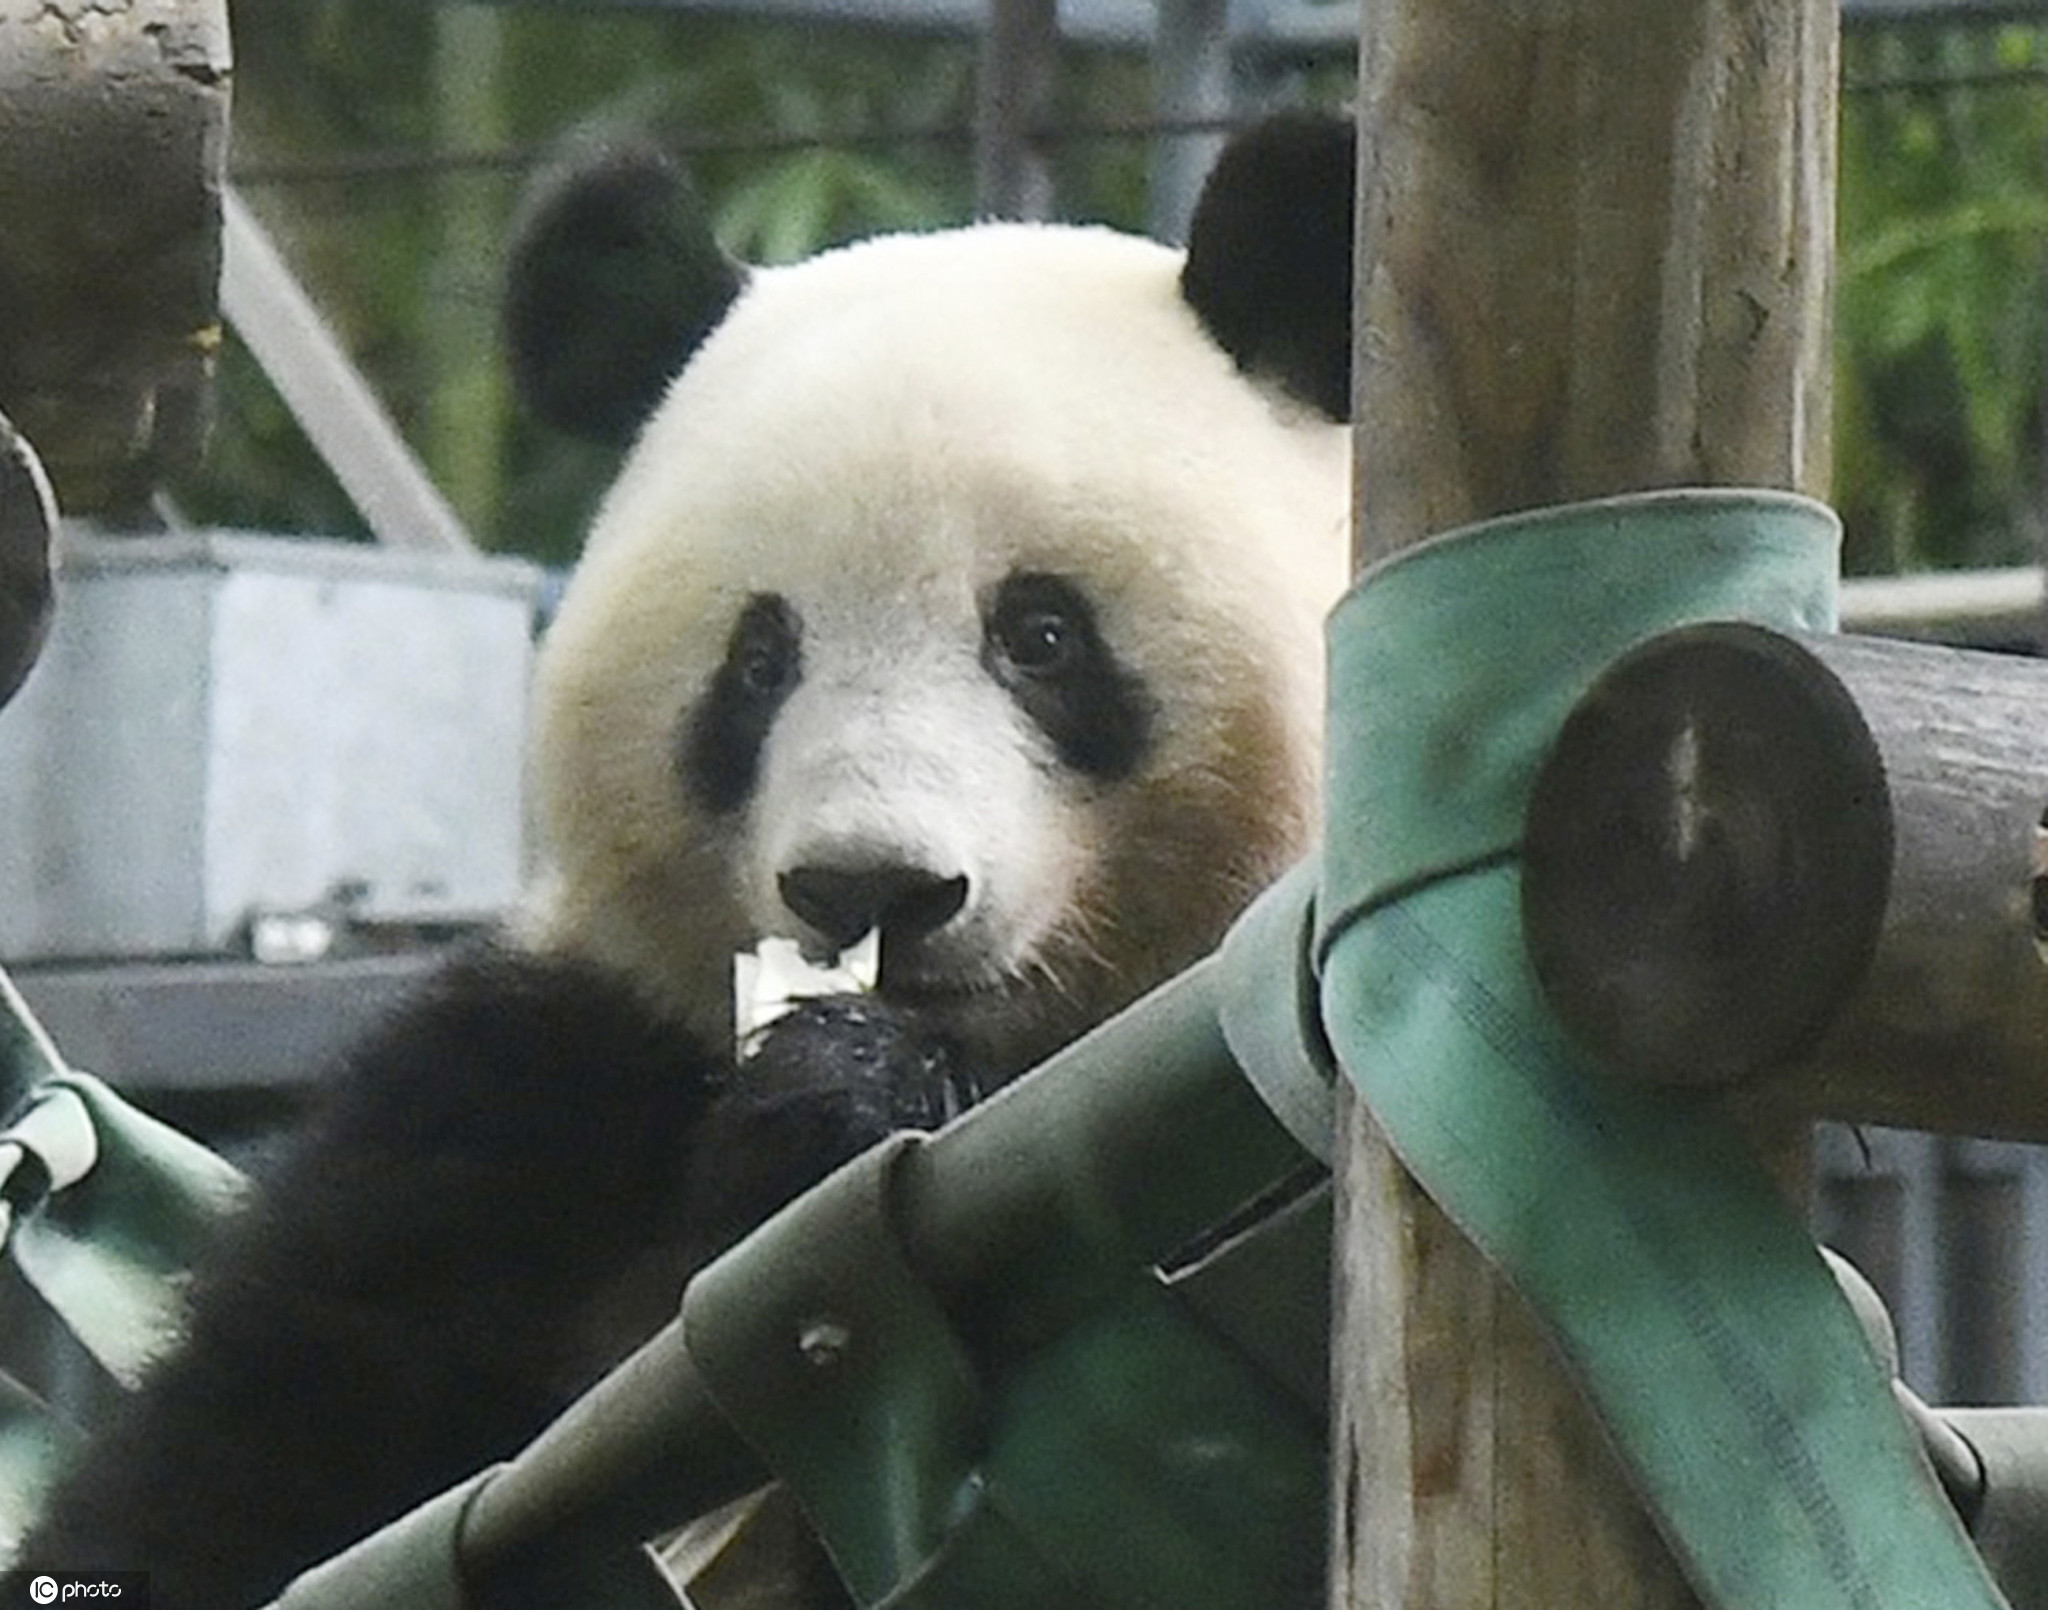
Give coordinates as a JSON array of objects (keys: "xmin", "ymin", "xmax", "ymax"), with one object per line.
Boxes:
[
  {"xmin": 189, "ymin": 5, "xmax": 2048, "ymax": 579},
  {"xmin": 1839, "ymin": 23, "xmax": 2048, "ymax": 578}
]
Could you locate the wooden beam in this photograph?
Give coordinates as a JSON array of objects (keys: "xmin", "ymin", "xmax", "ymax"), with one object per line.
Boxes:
[
  {"xmin": 0, "ymin": 0, "xmax": 231, "ymax": 515},
  {"xmin": 1337, "ymin": 1, "xmax": 1837, "ymax": 1605},
  {"xmin": 1351, "ymin": 0, "xmax": 1836, "ymax": 563},
  {"xmin": 0, "ymin": 412, "xmax": 54, "ymax": 708},
  {"xmin": 1524, "ymin": 623, "xmax": 2048, "ymax": 1143}
]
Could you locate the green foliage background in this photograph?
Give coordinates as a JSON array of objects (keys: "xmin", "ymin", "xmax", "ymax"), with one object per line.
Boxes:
[
  {"xmin": 1838, "ymin": 24, "xmax": 2048, "ymax": 576},
  {"xmin": 181, "ymin": 2, "xmax": 1154, "ymax": 564},
  {"xmin": 181, "ymin": 7, "xmax": 2048, "ymax": 581}
]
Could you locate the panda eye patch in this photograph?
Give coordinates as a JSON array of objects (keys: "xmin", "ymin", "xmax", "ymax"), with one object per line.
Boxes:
[
  {"xmin": 679, "ymin": 593, "xmax": 803, "ymax": 813},
  {"xmin": 983, "ymin": 572, "xmax": 1152, "ymax": 781}
]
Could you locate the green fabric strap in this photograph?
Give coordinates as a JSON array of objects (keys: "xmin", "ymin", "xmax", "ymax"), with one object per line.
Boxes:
[
  {"xmin": 0, "ymin": 966, "xmax": 246, "ymax": 1551},
  {"xmin": 0, "ymin": 964, "xmax": 246, "ymax": 1391},
  {"xmin": 684, "ymin": 1125, "xmax": 1325, "ymax": 1610},
  {"xmin": 267, "ymin": 1471, "xmax": 492, "ymax": 1610},
  {"xmin": 263, "ymin": 1468, "xmax": 684, "ymax": 1610},
  {"xmin": 1316, "ymin": 490, "xmax": 2008, "ymax": 1609}
]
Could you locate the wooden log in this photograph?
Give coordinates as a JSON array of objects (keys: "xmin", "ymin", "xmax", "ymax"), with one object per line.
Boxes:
[
  {"xmin": 1352, "ymin": 0, "xmax": 1835, "ymax": 565},
  {"xmin": 0, "ymin": 0, "xmax": 231, "ymax": 514},
  {"xmin": 1338, "ymin": 1, "xmax": 1836, "ymax": 1605},
  {"xmin": 1524, "ymin": 622, "xmax": 2048, "ymax": 1143},
  {"xmin": 0, "ymin": 410, "xmax": 54, "ymax": 707}
]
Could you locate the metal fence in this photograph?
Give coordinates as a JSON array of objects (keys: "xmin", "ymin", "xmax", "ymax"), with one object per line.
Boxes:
[{"xmin": 1816, "ymin": 1125, "xmax": 2048, "ymax": 1405}]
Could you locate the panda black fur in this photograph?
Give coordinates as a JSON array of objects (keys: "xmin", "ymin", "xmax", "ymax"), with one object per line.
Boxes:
[{"xmin": 8, "ymin": 113, "xmax": 1355, "ymax": 1610}]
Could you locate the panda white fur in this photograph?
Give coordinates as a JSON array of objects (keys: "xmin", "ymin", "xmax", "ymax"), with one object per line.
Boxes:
[{"xmin": 10, "ymin": 113, "xmax": 1353, "ymax": 1609}]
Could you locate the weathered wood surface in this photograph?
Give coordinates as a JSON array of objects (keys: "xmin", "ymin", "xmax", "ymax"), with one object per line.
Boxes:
[
  {"xmin": 1522, "ymin": 622, "xmax": 1893, "ymax": 1089},
  {"xmin": 1351, "ymin": 0, "xmax": 1835, "ymax": 566},
  {"xmin": 1525, "ymin": 623, "xmax": 2048, "ymax": 1143},
  {"xmin": 1802, "ymin": 633, "xmax": 2048, "ymax": 1137},
  {"xmin": 0, "ymin": 411, "xmax": 54, "ymax": 707},
  {"xmin": 0, "ymin": 0, "xmax": 231, "ymax": 513},
  {"xmin": 1337, "ymin": 0, "xmax": 1837, "ymax": 1604}
]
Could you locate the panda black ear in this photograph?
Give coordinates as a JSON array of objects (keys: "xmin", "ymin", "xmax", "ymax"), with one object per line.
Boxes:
[
  {"xmin": 1179, "ymin": 111, "xmax": 1355, "ymax": 423},
  {"xmin": 503, "ymin": 138, "xmax": 747, "ymax": 448}
]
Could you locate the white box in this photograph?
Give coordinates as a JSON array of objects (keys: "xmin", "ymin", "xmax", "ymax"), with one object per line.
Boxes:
[{"xmin": 0, "ymin": 531, "xmax": 541, "ymax": 960}]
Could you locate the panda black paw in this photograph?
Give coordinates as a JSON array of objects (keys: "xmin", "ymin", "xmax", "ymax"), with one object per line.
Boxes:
[
  {"xmin": 744, "ymin": 994, "xmax": 966, "ymax": 1127},
  {"xmin": 685, "ymin": 995, "xmax": 964, "ymax": 1247}
]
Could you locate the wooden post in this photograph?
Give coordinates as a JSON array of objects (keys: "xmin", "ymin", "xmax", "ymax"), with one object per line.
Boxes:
[
  {"xmin": 0, "ymin": 0, "xmax": 231, "ymax": 515},
  {"xmin": 1336, "ymin": 1, "xmax": 1837, "ymax": 1605},
  {"xmin": 1523, "ymin": 622, "xmax": 2048, "ymax": 1142},
  {"xmin": 0, "ymin": 412, "xmax": 53, "ymax": 708}
]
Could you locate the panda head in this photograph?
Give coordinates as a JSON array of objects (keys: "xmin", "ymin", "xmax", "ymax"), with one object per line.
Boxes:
[{"xmin": 510, "ymin": 116, "xmax": 1354, "ymax": 1081}]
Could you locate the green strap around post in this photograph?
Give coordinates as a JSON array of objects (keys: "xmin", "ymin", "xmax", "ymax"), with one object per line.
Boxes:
[{"xmin": 1315, "ymin": 489, "xmax": 2010, "ymax": 1609}]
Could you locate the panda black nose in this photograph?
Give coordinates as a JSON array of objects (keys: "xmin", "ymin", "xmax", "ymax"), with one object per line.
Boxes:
[{"xmin": 778, "ymin": 865, "xmax": 969, "ymax": 953}]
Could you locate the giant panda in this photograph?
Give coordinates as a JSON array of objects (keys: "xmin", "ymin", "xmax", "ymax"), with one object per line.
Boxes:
[{"xmin": 8, "ymin": 112, "xmax": 1354, "ymax": 1610}]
